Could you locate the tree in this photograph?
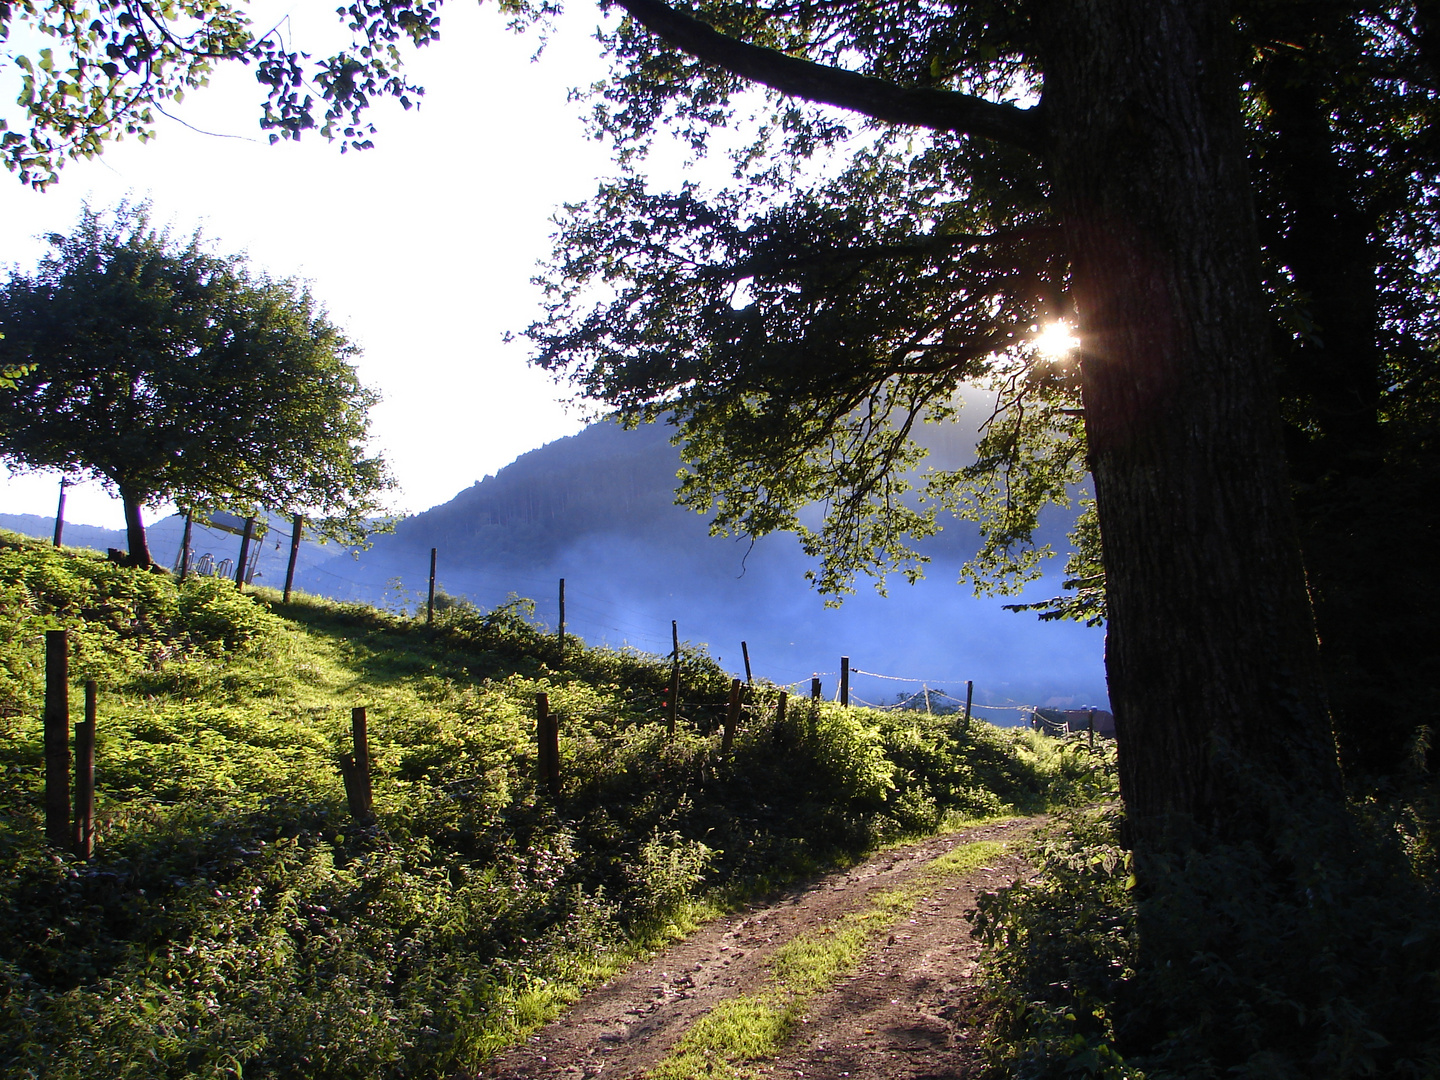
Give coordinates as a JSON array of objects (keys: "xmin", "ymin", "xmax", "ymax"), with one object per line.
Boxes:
[
  {"xmin": 992, "ymin": 0, "xmax": 1440, "ymax": 778},
  {"xmin": 532, "ymin": 0, "xmax": 1352, "ymax": 848},
  {"xmin": 523, "ymin": 0, "xmax": 1440, "ymax": 823},
  {"xmin": 0, "ymin": 203, "xmax": 393, "ymax": 567}
]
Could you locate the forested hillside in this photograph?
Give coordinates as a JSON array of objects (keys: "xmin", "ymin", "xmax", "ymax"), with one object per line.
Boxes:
[{"xmin": 295, "ymin": 416, "xmax": 1106, "ymax": 712}]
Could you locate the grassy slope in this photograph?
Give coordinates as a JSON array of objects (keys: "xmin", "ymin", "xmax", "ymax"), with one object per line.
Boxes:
[{"xmin": 0, "ymin": 531, "xmax": 1105, "ymax": 1079}]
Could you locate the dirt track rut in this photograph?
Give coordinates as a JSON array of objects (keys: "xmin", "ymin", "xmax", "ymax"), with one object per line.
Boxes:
[{"xmin": 475, "ymin": 817, "xmax": 1038, "ymax": 1080}]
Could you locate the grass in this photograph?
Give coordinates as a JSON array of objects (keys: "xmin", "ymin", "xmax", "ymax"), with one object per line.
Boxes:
[
  {"xmin": 647, "ymin": 838, "xmax": 1008, "ymax": 1080},
  {"xmin": 0, "ymin": 530, "xmax": 1107, "ymax": 1079}
]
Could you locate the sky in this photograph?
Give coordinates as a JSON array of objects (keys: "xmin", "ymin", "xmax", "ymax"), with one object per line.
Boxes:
[{"xmin": 0, "ymin": 2, "xmax": 631, "ymax": 528}]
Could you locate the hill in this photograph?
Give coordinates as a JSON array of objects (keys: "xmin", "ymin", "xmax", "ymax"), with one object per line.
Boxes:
[
  {"xmin": 295, "ymin": 416, "xmax": 1107, "ymax": 714},
  {"xmin": 0, "ymin": 530, "xmax": 1105, "ymax": 1079}
]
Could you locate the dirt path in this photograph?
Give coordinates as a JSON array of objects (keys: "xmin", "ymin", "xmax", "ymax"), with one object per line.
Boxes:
[{"xmin": 476, "ymin": 817, "xmax": 1038, "ymax": 1080}]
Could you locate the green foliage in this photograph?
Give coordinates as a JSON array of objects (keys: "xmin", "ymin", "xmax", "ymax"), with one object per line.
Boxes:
[
  {"xmin": 1003, "ymin": 497, "xmax": 1107, "ymax": 626},
  {"xmin": 0, "ymin": 202, "xmax": 393, "ymax": 562},
  {"xmin": 0, "ymin": 531, "xmax": 284, "ymax": 707},
  {"xmin": 527, "ymin": 161, "xmax": 1074, "ymax": 599},
  {"xmin": 0, "ymin": 0, "xmax": 467, "ymax": 187},
  {"xmin": 974, "ymin": 794, "xmax": 1440, "ymax": 1079},
  {"xmin": 0, "ymin": 533, "xmax": 1093, "ymax": 1078},
  {"xmin": 627, "ymin": 829, "xmax": 718, "ymax": 921}
]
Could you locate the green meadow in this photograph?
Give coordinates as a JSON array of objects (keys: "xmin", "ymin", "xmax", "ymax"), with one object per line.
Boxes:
[{"xmin": 0, "ymin": 530, "xmax": 1104, "ymax": 1079}]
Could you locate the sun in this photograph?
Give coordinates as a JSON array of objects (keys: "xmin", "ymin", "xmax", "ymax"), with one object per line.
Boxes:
[{"xmin": 1033, "ymin": 319, "xmax": 1080, "ymax": 360}]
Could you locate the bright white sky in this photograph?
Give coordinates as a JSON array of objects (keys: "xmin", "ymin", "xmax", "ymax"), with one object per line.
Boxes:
[{"xmin": 0, "ymin": 2, "xmax": 643, "ymax": 529}]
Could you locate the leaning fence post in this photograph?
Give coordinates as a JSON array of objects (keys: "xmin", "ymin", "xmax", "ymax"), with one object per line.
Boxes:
[
  {"xmin": 73, "ymin": 680, "xmax": 96, "ymax": 859},
  {"xmin": 44, "ymin": 631, "xmax": 71, "ymax": 850},
  {"xmin": 178, "ymin": 508, "xmax": 194, "ymax": 582},
  {"xmin": 741, "ymin": 641, "xmax": 752, "ymax": 684},
  {"xmin": 234, "ymin": 516, "xmax": 256, "ymax": 590},
  {"xmin": 721, "ymin": 678, "xmax": 743, "ymax": 756},
  {"xmin": 339, "ymin": 706, "xmax": 375, "ymax": 825},
  {"xmin": 53, "ymin": 477, "xmax": 67, "ymax": 548},
  {"xmin": 964, "ymin": 680, "xmax": 974, "ymax": 726},
  {"xmin": 536, "ymin": 692, "xmax": 560, "ymax": 797},
  {"xmin": 283, "ymin": 513, "xmax": 303, "ymax": 602}
]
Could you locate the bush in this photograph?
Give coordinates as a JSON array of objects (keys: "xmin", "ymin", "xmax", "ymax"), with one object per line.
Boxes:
[
  {"xmin": 174, "ymin": 575, "xmax": 282, "ymax": 653},
  {"xmin": 974, "ymin": 792, "xmax": 1440, "ymax": 1079}
]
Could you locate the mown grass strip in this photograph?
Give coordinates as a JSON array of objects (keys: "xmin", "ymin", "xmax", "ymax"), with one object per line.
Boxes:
[{"xmin": 646, "ymin": 837, "xmax": 1009, "ymax": 1080}]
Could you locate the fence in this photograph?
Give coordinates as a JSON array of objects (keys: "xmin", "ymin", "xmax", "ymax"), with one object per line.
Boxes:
[{"xmin": 30, "ymin": 555, "xmax": 1104, "ymax": 857}]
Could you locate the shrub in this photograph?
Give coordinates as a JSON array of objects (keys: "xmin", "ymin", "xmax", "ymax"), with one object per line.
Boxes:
[
  {"xmin": 974, "ymin": 793, "xmax": 1440, "ymax": 1079},
  {"xmin": 174, "ymin": 574, "xmax": 283, "ymax": 653}
]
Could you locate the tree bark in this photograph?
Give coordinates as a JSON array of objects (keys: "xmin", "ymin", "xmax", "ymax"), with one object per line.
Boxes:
[
  {"xmin": 118, "ymin": 482, "xmax": 153, "ymax": 569},
  {"xmin": 1037, "ymin": 0, "xmax": 1341, "ymax": 844}
]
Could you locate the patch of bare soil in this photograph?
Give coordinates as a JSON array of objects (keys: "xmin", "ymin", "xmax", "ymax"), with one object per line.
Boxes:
[{"xmin": 475, "ymin": 817, "xmax": 1038, "ymax": 1080}]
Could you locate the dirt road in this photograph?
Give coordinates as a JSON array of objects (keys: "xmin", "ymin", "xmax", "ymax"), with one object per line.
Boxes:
[{"xmin": 476, "ymin": 817, "xmax": 1037, "ymax": 1080}]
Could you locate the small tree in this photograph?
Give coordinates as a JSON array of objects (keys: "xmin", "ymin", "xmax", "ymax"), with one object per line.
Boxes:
[{"xmin": 0, "ymin": 203, "xmax": 393, "ymax": 566}]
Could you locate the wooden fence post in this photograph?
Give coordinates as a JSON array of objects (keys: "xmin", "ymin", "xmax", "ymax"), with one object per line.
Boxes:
[
  {"xmin": 427, "ymin": 547, "xmax": 437, "ymax": 626},
  {"xmin": 178, "ymin": 508, "xmax": 194, "ymax": 582},
  {"xmin": 52, "ymin": 478, "xmax": 68, "ymax": 550},
  {"xmin": 668, "ymin": 621, "xmax": 680, "ymax": 737},
  {"xmin": 234, "ymin": 516, "xmax": 256, "ymax": 590},
  {"xmin": 741, "ymin": 641, "xmax": 752, "ymax": 684},
  {"xmin": 721, "ymin": 678, "xmax": 743, "ymax": 756},
  {"xmin": 811, "ymin": 676, "xmax": 821, "ymax": 701},
  {"xmin": 964, "ymin": 680, "xmax": 974, "ymax": 725},
  {"xmin": 44, "ymin": 630, "xmax": 70, "ymax": 850},
  {"xmin": 775, "ymin": 690, "xmax": 788, "ymax": 736},
  {"xmin": 283, "ymin": 513, "xmax": 303, "ymax": 602},
  {"xmin": 73, "ymin": 680, "xmax": 96, "ymax": 860},
  {"xmin": 557, "ymin": 579, "xmax": 566, "ymax": 660},
  {"xmin": 536, "ymin": 692, "xmax": 560, "ymax": 797},
  {"xmin": 339, "ymin": 706, "xmax": 375, "ymax": 825},
  {"xmin": 840, "ymin": 657, "xmax": 850, "ymax": 707},
  {"xmin": 53, "ymin": 477, "xmax": 67, "ymax": 547}
]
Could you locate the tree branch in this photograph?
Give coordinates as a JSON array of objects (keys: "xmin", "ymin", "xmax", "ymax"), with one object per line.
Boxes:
[
  {"xmin": 611, "ymin": 0, "xmax": 1046, "ymax": 154},
  {"xmin": 712, "ymin": 224, "xmax": 1059, "ymax": 281}
]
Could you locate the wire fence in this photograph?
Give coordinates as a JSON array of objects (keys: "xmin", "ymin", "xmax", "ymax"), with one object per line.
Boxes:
[
  {"xmin": 16, "ymin": 518, "xmax": 1102, "ymax": 723},
  {"xmin": 282, "ymin": 558, "xmax": 1099, "ymax": 723}
]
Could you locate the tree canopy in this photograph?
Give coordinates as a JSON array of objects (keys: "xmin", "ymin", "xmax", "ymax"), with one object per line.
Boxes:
[{"xmin": 0, "ymin": 203, "xmax": 393, "ymax": 567}]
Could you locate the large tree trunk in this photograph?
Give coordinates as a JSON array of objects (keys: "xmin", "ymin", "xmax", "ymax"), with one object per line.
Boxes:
[
  {"xmin": 1037, "ymin": 0, "xmax": 1342, "ymax": 845},
  {"xmin": 119, "ymin": 483, "xmax": 153, "ymax": 569}
]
